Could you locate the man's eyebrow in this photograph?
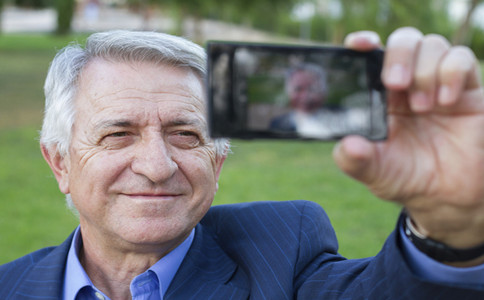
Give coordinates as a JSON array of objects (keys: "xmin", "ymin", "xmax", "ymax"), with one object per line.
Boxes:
[
  {"xmin": 166, "ymin": 119, "xmax": 204, "ymax": 127},
  {"xmin": 93, "ymin": 118, "xmax": 206, "ymax": 130},
  {"xmin": 94, "ymin": 120, "xmax": 134, "ymax": 130}
]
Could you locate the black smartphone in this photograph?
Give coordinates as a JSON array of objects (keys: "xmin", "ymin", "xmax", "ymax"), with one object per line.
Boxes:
[{"xmin": 207, "ymin": 41, "xmax": 387, "ymax": 141}]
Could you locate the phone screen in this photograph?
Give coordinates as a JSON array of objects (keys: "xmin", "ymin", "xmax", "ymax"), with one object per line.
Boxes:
[{"xmin": 207, "ymin": 42, "xmax": 387, "ymax": 141}]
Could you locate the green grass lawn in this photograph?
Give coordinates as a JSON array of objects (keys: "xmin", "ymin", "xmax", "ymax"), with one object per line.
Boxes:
[{"xmin": 0, "ymin": 34, "xmax": 481, "ymax": 264}]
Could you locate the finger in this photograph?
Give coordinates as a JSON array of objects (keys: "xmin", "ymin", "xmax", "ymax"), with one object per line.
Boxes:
[
  {"xmin": 382, "ymin": 27, "xmax": 423, "ymax": 90},
  {"xmin": 344, "ymin": 31, "xmax": 382, "ymax": 51},
  {"xmin": 438, "ymin": 46, "xmax": 482, "ymax": 106},
  {"xmin": 332, "ymin": 135, "xmax": 377, "ymax": 184},
  {"xmin": 409, "ymin": 34, "xmax": 451, "ymax": 112}
]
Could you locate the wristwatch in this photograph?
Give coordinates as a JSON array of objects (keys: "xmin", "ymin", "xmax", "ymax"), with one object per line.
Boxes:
[{"xmin": 404, "ymin": 214, "xmax": 484, "ymax": 262}]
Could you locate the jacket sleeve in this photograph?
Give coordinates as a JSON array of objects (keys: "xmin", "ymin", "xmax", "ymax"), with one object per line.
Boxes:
[{"xmin": 294, "ymin": 202, "xmax": 484, "ymax": 299}]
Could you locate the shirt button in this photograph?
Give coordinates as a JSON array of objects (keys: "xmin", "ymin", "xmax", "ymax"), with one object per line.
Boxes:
[{"xmin": 95, "ymin": 291, "xmax": 105, "ymax": 300}]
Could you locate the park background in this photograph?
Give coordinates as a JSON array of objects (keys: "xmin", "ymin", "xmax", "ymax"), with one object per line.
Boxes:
[{"xmin": 0, "ymin": 0, "xmax": 483, "ymax": 264}]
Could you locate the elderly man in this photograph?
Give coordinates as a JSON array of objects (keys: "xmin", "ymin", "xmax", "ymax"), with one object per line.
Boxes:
[
  {"xmin": 269, "ymin": 62, "xmax": 371, "ymax": 138},
  {"xmin": 270, "ymin": 63, "xmax": 330, "ymax": 134},
  {"xmin": 1, "ymin": 28, "xmax": 484, "ymax": 299}
]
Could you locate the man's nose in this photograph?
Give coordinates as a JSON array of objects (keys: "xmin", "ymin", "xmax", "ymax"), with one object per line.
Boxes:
[{"xmin": 130, "ymin": 135, "xmax": 178, "ymax": 183}]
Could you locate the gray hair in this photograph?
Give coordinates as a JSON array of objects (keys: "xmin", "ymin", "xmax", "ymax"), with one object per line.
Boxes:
[
  {"xmin": 40, "ymin": 30, "xmax": 229, "ymax": 157},
  {"xmin": 285, "ymin": 62, "xmax": 328, "ymax": 95},
  {"xmin": 39, "ymin": 30, "xmax": 230, "ymax": 214}
]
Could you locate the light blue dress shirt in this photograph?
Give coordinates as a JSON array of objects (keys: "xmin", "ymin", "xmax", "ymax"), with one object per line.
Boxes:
[
  {"xmin": 400, "ymin": 225, "xmax": 484, "ymax": 285},
  {"xmin": 63, "ymin": 227, "xmax": 194, "ymax": 300}
]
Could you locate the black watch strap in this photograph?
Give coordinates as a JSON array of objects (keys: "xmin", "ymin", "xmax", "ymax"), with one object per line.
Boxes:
[{"xmin": 404, "ymin": 215, "xmax": 484, "ymax": 262}]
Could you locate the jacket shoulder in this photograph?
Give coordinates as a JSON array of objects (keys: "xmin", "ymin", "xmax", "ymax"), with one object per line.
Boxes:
[
  {"xmin": 204, "ymin": 200, "xmax": 333, "ymax": 236},
  {"xmin": 0, "ymin": 232, "xmax": 74, "ymax": 299},
  {"xmin": 0, "ymin": 247, "xmax": 57, "ymax": 296},
  {"xmin": 203, "ymin": 200, "xmax": 329, "ymax": 231},
  {"xmin": 200, "ymin": 200, "xmax": 340, "ymax": 299},
  {"xmin": 206, "ymin": 200, "xmax": 325, "ymax": 219},
  {"xmin": 0, "ymin": 246, "xmax": 56, "ymax": 272}
]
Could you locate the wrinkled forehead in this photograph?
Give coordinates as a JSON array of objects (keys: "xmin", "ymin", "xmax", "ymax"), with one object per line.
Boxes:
[
  {"xmin": 291, "ymin": 69, "xmax": 319, "ymax": 81},
  {"xmin": 78, "ymin": 59, "xmax": 205, "ymax": 104},
  {"xmin": 74, "ymin": 59, "xmax": 208, "ymax": 126}
]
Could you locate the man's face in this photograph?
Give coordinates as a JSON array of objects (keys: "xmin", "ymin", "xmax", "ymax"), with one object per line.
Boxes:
[
  {"xmin": 288, "ymin": 70, "xmax": 326, "ymax": 113},
  {"xmin": 53, "ymin": 59, "xmax": 224, "ymax": 251}
]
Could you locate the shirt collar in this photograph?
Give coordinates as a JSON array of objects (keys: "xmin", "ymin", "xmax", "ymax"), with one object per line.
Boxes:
[
  {"xmin": 63, "ymin": 226, "xmax": 195, "ymax": 300},
  {"xmin": 63, "ymin": 226, "xmax": 91, "ymax": 300},
  {"xmin": 148, "ymin": 229, "xmax": 194, "ymax": 295}
]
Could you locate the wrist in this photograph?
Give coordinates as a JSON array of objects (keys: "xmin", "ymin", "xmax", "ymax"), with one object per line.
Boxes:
[
  {"xmin": 404, "ymin": 213, "xmax": 484, "ymax": 265},
  {"xmin": 405, "ymin": 208, "xmax": 484, "ymax": 248}
]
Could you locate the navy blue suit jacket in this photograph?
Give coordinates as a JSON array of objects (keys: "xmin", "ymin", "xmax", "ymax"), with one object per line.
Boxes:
[{"xmin": 1, "ymin": 200, "xmax": 483, "ymax": 299}]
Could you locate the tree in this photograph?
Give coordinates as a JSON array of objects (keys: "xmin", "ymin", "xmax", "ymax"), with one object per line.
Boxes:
[
  {"xmin": 14, "ymin": 0, "xmax": 52, "ymax": 7},
  {"xmin": 0, "ymin": 0, "xmax": 4, "ymax": 34},
  {"xmin": 452, "ymin": 0, "xmax": 484, "ymax": 45},
  {"xmin": 155, "ymin": 0, "xmax": 299, "ymax": 42},
  {"xmin": 126, "ymin": 0, "xmax": 158, "ymax": 31},
  {"xmin": 332, "ymin": 0, "xmax": 381, "ymax": 43},
  {"xmin": 330, "ymin": 0, "xmax": 453, "ymax": 44},
  {"xmin": 55, "ymin": 0, "xmax": 75, "ymax": 35}
]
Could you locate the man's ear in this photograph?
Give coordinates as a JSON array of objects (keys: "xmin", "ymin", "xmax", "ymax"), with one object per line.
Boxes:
[
  {"xmin": 214, "ymin": 155, "xmax": 227, "ymax": 193},
  {"xmin": 40, "ymin": 144, "xmax": 70, "ymax": 194}
]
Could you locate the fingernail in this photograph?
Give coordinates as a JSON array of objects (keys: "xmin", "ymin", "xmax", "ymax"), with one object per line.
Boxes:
[
  {"xmin": 344, "ymin": 31, "xmax": 380, "ymax": 48},
  {"xmin": 364, "ymin": 31, "xmax": 381, "ymax": 45},
  {"xmin": 344, "ymin": 33, "xmax": 359, "ymax": 47},
  {"xmin": 385, "ymin": 64, "xmax": 409, "ymax": 87}
]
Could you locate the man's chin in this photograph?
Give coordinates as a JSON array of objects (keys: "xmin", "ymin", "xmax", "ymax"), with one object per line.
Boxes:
[{"xmin": 114, "ymin": 220, "xmax": 192, "ymax": 248}]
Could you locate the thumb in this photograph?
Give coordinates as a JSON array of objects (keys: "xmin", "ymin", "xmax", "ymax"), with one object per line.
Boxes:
[{"xmin": 332, "ymin": 135, "xmax": 377, "ymax": 184}]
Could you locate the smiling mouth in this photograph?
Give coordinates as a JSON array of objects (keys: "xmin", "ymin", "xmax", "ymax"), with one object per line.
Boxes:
[{"xmin": 122, "ymin": 193, "xmax": 183, "ymax": 200}]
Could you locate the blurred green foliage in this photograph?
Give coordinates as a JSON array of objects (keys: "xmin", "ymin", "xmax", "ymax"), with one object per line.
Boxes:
[
  {"xmin": 0, "ymin": 34, "xmax": 87, "ymax": 128},
  {"xmin": 3, "ymin": 0, "xmax": 484, "ymax": 57},
  {"xmin": 470, "ymin": 26, "xmax": 484, "ymax": 59},
  {"xmin": 14, "ymin": 0, "xmax": 52, "ymax": 8},
  {"xmin": 143, "ymin": 0, "xmax": 484, "ymax": 58}
]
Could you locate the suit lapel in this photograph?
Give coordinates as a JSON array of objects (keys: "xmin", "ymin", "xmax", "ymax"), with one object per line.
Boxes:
[
  {"xmin": 11, "ymin": 233, "xmax": 73, "ymax": 300},
  {"xmin": 165, "ymin": 224, "xmax": 250, "ymax": 299}
]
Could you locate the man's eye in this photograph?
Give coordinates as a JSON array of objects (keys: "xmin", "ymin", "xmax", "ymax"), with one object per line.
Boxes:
[
  {"xmin": 99, "ymin": 132, "xmax": 133, "ymax": 149},
  {"xmin": 107, "ymin": 132, "xmax": 129, "ymax": 137},
  {"xmin": 178, "ymin": 131, "xmax": 196, "ymax": 137},
  {"xmin": 168, "ymin": 131, "xmax": 201, "ymax": 149}
]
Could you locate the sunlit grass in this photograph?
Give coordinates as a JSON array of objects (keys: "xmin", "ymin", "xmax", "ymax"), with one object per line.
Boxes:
[{"xmin": 0, "ymin": 127, "xmax": 79, "ymax": 263}]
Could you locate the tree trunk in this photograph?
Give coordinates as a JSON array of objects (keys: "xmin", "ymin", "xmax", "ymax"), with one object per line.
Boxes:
[
  {"xmin": 0, "ymin": 0, "xmax": 4, "ymax": 34},
  {"xmin": 452, "ymin": 0, "xmax": 482, "ymax": 45},
  {"xmin": 55, "ymin": 0, "xmax": 76, "ymax": 35}
]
